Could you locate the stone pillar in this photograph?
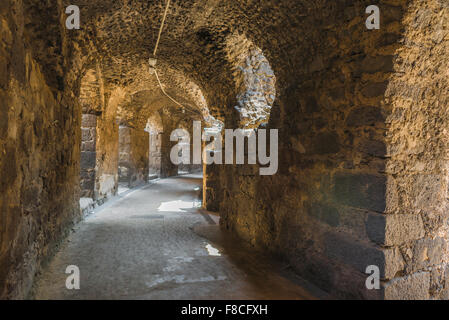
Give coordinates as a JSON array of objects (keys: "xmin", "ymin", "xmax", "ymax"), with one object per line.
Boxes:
[
  {"xmin": 149, "ymin": 132, "xmax": 162, "ymax": 178},
  {"xmin": 118, "ymin": 126, "xmax": 149, "ymax": 187},
  {"xmin": 181, "ymin": 138, "xmax": 202, "ymax": 174},
  {"xmin": 177, "ymin": 140, "xmax": 191, "ymax": 174},
  {"xmin": 118, "ymin": 126, "xmax": 131, "ymax": 184},
  {"xmin": 202, "ymin": 140, "xmax": 221, "ymax": 212},
  {"xmin": 94, "ymin": 116, "xmax": 119, "ymax": 201},
  {"xmin": 80, "ymin": 114, "xmax": 97, "ymax": 198},
  {"xmin": 130, "ymin": 128, "xmax": 149, "ymax": 186},
  {"xmin": 160, "ymin": 129, "xmax": 178, "ymax": 178}
]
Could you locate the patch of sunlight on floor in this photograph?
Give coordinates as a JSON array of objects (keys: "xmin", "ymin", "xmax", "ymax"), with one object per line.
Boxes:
[
  {"xmin": 206, "ymin": 244, "xmax": 221, "ymax": 256},
  {"xmin": 157, "ymin": 200, "xmax": 200, "ymax": 212}
]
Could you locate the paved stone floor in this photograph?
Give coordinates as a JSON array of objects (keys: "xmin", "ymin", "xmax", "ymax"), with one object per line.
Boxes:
[{"xmin": 33, "ymin": 174, "xmax": 326, "ymax": 300}]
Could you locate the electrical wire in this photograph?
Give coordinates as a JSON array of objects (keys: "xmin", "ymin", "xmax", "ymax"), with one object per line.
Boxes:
[
  {"xmin": 154, "ymin": 69, "xmax": 184, "ymax": 108},
  {"xmin": 153, "ymin": 0, "xmax": 171, "ymax": 57},
  {"xmin": 151, "ymin": 0, "xmax": 185, "ymax": 110}
]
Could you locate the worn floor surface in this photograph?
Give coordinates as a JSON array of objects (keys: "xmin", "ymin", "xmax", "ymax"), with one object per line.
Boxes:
[{"xmin": 33, "ymin": 174, "xmax": 326, "ymax": 300}]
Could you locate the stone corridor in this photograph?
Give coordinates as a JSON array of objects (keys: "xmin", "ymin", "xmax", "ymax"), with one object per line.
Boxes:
[
  {"xmin": 33, "ymin": 174, "xmax": 322, "ymax": 300},
  {"xmin": 0, "ymin": 0, "xmax": 448, "ymax": 300}
]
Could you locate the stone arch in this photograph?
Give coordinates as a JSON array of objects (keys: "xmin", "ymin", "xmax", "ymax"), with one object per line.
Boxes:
[
  {"xmin": 225, "ymin": 34, "xmax": 277, "ymax": 129},
  {"xmin": 0, "ymin": 0, "xmax": 448, "ymax": 300}
]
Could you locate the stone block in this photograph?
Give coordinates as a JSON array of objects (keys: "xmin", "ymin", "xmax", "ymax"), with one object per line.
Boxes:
[
  {"xmin": 412, "ymin": 174, "xmax": 444, "ymax": 211},
  {"xmin": 360, "ymin": 55, "xmax": 394, "ymax": 74},
  {"xmin": 361, "ymin": 81, "xmax": 388, "ymax": 98},
  {"xmin": 81, "ymin": 114, "xmax": 97, "ymax": 127},
  {"xmin": 346, "ymin": 106, "xmax": 384, "ymax": 127},
  {"xmin": 406, "ymin": 237, "xmax": 446, "ymax": 273},
  {"xmin": 324, "ymin": 231, "xmax": 385, "ymax": 275},
  {"xmin": 82, "ymin": 140, "xmax": 95, "ymax": 152},
  {"xmin": 323, "ymin": 234, "xmax": 403, "ymax": 282},
  {"xmin": 333, "ymin": 173, "xmax": 386, "ymax": 212},
  {"xmin": 81, "ymin": 128, "xmax": 92, "ymax": 141},
  {"xmin": 310, "ymin": 132, "xmax": 340, "ymax": 154},
  {"xmin": 384, "ymin": 272, "xmax": 430, "ymax": 300},
  {"xmin": 366, "ymin": 214, "xmax": 425, "ymax": 246},
  {"xmin": 384, "ymin": 247, "xmax": 405, "ymax": 280},
  {"xmin": 337, "ymin": 207, "xmax": 369, "ymax": 239},
  {"xmin": 80, "ymin": 151, "xmax": 96, "ymax": 169},
  {"xmin": 306, "ymin": 201, "xmax": 340, "ymax": 227},
  {"xmin": 357, "ymin": 139, "xmax": 386, "ymax": 157},
  {"xmin": 376, "ymin": 33, "xmax": 401, "ymax": 47}
]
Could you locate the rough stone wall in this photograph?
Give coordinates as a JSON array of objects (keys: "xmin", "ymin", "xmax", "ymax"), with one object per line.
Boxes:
[
  {"xmin": 207, "ymin": 0, "xmax": 448, "ymax": 300},
  {"xmin": 80, "ymin": 114, "xmax": 97, "ymax": 198},
  {"xmin": 1, "ymin": 0, "xmax": 447, "ymax": 300},
  {"xmin": 382, "ymin": 0, "xmax": 449, "ymax": 299},
  {"xmin": 210, "ymin": 0, "xmax": 406, "ymax": 300},
  {"xmin": 0, "ymin": 0, "xmax": 81, "ymax": 299},
  {"xmin": 79, "ymin": 67, "xmax": 119, "ymax": 202},
  {"xmin": 118, "ymin": 126, "xmax": 149, "ymax": 187}
]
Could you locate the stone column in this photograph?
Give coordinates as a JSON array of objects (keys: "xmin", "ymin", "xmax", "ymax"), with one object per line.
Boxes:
[
  {"xmin": 202, "ymin": 139, "xmax": 221, "ymax": 212},
  {"xmin": 80, "ymin": 114, "xmax": 97, "ymax": 198},
  {"xmin": 160, "ymin": 129, "xmax": 178, "ymax": 178},
  {"xmin": 184, "ymin": 138, "xmax": 202, "ymax": 174},
  {"xmin": 118, "ymin": 126, "xmax": 131, "ymax": 184},
  {"xmin": 94, "ymin": 116, "xmax": 119, "ymax": 201},
  {"xmin": 118, "ymin": 126, "xmax": 149, "ymax": 187},
  {"xmin": 149, "ymin": 132, "xmax": 162, "ymax": 178},
  {"xmin": 130, "ymin": 128, "xmax": 149, "ymax": 186}
]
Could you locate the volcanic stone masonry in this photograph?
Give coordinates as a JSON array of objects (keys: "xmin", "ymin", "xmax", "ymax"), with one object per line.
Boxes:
[
  {"xmin": 80, "ymin": 114, "xmax": 97, "ymax": 198},
  {"xmin": 0, "ymin": 0, "xmax": 448, "ymax": 300},
  {"xmin": 118, "ymin": 125, "xmax": 149, "ymax": 187}
]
